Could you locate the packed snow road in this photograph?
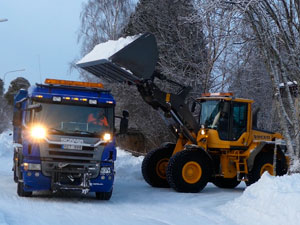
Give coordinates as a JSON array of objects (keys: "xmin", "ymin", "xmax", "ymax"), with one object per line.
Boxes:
[{"xmin": 0, "ymin": 131, "xmax": 299, "ymax": 225}]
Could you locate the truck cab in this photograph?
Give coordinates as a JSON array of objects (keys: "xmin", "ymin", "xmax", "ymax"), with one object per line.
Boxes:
[{"xmin": 13, "ymin": 79, "xmax": 117, "ymax": 200}]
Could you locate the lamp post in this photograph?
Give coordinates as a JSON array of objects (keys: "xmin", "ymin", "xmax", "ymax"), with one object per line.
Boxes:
[
  {"xmin": 3, "ymin": 69, "xmax": 26, "ymax": 84},
  {"xmin": 0, "ymin": 19, "xmax": 8, "ymax": 23}
]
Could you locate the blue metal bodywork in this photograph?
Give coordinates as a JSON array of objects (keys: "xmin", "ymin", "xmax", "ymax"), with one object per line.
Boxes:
[{"xmin": 13, "ymin": 82, "xmax": 117, "ymax": 195}]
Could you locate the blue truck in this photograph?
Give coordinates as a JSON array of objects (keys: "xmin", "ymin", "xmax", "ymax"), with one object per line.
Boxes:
[{"xmin": 12, "ymin": 78, "xmax": 120, "ymax": 200}]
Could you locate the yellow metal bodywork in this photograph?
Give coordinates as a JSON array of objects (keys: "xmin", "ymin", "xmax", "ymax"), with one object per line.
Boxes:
[{"xmin": 171, "ymin": 95, "xmax": 285, "ymax": 180}]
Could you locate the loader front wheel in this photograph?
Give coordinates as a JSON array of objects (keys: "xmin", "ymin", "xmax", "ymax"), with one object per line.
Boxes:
[
  {"xmin": 213, "ymin": 177, "xmax": 241, "ymax": 189},
  {"xmin": 142, "ymin": 144, "xmax": 175, "ymax": 188},
  {"xmin": 166, "ymin": 149, "xmax": 211, "ymax": 193}
]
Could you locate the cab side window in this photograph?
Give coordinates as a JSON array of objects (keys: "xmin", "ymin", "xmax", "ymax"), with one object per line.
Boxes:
[{"xmin": 231, "ymin": 102, "xmax": 248, "ymax": 140}]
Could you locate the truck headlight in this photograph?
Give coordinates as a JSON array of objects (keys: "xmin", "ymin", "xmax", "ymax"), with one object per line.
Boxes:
[
  {"xmin": 103, "ymin": 133, "xmax": 111, "ymax": 142},
  {"xmin": 30, "ymin": 125, "xmax": 47, "ymax": 139},
  {"xmin": 100, "ymin": 167, "xmax": 111, "ymax": 174}
]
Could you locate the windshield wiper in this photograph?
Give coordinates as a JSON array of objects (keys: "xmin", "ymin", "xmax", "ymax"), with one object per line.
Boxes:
[
  {"xmin": 69, "ymin": 130, "xmax": 99, "ymax": 136},
  {"xmin": 49, "ymin": 128, "xmax": 65, "ymax": 134}
]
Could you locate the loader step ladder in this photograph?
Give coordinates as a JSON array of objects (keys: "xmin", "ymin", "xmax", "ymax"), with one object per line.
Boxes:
[{"xmin": 235, "ymin": 157, "xmax": 248, "ymax": 181}]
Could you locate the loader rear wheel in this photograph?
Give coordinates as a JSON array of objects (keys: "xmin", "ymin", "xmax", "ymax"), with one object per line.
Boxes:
[
  {"xmin": 17, "ymin": 181, "xmax": 32, "ymax": 197},
  {"xmin": 142, "ymin": 144, "xmax": 175, "ymax": 188},
  {"xmin": 246, "ymin": 152, "xmax": 287, "ymax": 186},
  {"xmin": 166, "ymin": 149, "xmax": 211, "ymax": 193},
  {"xmin": 213, "ymin": 177, "xmax": 241, "ymax": 189},
  {"xmin": 96, "ymin": 190, "xmax": 112, "ymax": 200}
]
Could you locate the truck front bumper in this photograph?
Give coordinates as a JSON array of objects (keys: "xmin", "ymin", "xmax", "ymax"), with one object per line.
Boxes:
[{"xmin": 22, "ymin": 168, "xmax": 114, "ymax": 193}]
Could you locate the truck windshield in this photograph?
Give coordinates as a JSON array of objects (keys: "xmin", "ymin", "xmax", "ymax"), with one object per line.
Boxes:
[
  {"xmin": 199, "ymin": 100, "xmax": 222, "ymax": 129},
  {"xmin": 32, "ymin": 102, "xmax": 113, "ymax": 136}
]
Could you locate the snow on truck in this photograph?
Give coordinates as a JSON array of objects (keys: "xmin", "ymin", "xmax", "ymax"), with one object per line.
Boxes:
[{"xmin": 12, "ymin": 79, "xmax": 120, "ymax": 200}]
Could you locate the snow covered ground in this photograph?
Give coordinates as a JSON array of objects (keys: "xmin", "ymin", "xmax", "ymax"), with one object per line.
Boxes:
[{"xmin": 0, "ymin": 130, "xmax": 299, "ymax": 225}]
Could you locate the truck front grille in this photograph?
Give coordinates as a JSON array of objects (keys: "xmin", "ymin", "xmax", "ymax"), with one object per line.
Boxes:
[{"xmin": 39, "ymin": 140, "xmax": 104, "ymax": 178}]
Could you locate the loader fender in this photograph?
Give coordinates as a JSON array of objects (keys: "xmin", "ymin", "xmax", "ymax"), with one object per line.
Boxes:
[
  {"xmin": 247, "ymin": 143, "xmax": 286, "ymax": 172},
  {"xmin": 160, "ymin": 142, "xmax": 176, "ymax": 150},
  {"xmin": 184, "ymin": 145, "xmax": 213, "ymax": 168}
]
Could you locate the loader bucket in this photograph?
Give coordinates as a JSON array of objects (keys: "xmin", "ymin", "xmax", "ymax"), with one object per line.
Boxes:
[{"xmin": 77, "ymin": 33, "xmax": 158, "ymax": 83}]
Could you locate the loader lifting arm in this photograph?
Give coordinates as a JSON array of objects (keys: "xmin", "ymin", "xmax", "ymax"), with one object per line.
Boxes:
[{"xmin": 77, "ymin": 33, "xmax": 199, "ymax": 144}]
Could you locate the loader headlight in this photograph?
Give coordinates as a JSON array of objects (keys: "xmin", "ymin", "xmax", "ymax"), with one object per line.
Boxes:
[
  {"xmin": 103, "ymin": 133, "xmax": 112, "ymax": 142},
  {"xmin": 200, "ymin": 129, "xmax": 206, "ymax": 135},
  {"xmin": 30, "ymin": 125, "xmax": 47, "ymax": 139}
]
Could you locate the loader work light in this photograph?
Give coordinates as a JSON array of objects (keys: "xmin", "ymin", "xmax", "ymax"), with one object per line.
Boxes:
[{"xmin": 30, "ymin": 125, "xmax": 47, "ymax": 139}]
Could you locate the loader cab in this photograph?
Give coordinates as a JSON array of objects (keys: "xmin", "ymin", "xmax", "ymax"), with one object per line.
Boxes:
[{"xmin": 197, "ymin": 93, "xmax": 253, "ymax": 143}]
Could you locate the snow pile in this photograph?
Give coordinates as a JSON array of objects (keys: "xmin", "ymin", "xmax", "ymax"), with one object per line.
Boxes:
[
  {"xmin": 0, "ymin": 129, "xmax": 299, "ymax": 225},
  {"xmin": 77, "ymin": 35, "xmax": 140, "ymax": 65},
  {"xmin": 115, "ymin": 148, "xmax": 144, "ymax": 181},
  {"xmin": 220, "ymin": 173, "xmax": 300, "ymax": 225},
  {"xmin": 0, "ymin": 130, "xmax": 13, "ymax": 159}
]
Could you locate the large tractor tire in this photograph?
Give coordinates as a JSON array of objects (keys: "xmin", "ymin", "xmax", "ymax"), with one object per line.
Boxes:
[
  {"xmin": 17, "ymin": 181, "xmax": 32, "ymax": 197},
  {"xmin": 96, "ymin": 190, "xmax": 112, "ymax": 200},
  {"xmin": 141, "ymin": 143, "xmax": 175, "ymax": 188},
  {"xmin": 166, "ymin": 149, "xmax": 212, "ymax": 193},
  {"xmin": 213, "ymin": 177, "xmax": 241, "ymax": 189},
  {"xmin": 246, "ymin": 152, "xmax": 287, "ymax": 186}
]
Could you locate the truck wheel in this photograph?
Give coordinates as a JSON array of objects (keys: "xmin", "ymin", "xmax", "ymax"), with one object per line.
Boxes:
[
  {"xmin": 141, "ymin": 144, "xmax": 175, "ymax": 188},
  {"xmin": 213, "ymin": 177, "xmax": 241, "ymax": 189},
  {"xmin": 17, "ymin": 181, "xmax": 32, "ymax": 197},
  {"xmin": 246, "ymin": 152, "xmax": 286, "ymax": 186},
  {"xmin": 166, "ymin": 149, "xmax": 211, "ymax": 193},
  {"xmin": 95, "ymin": 190, "xmax": 112, "ymax": 200}
]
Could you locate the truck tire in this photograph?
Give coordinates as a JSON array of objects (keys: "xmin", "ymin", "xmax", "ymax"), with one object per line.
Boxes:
[
  {"xmin": 17, "ymin": 181, "xmax": 32, "ymax": 197},
  {"xmin": 213, "ymin": 177, "xmax": 241, "ymax": 189},
  {"xmin": 246, "ymin": 152, "xmax": 287, "ymax": 186},
  {"xmin": 96, "ymin": 190, "xmax": 112, "ymax": 200},
  {"xmin": 141, "ymin": 144, "xmax": 175, "ymax": 188},
  {"xmin": 166, "ymin": 149, "xmax": 211, "ymax": 193},
  {"xmin": 13, "ymin": 169, "xmax": 18, "ymax": 183}
]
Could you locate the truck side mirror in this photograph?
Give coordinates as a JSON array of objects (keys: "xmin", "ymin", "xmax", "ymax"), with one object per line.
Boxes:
[
  {"xmin": 122, "ymin": 110, "xmax": 129, "ymax": 118},
  {"xmin": 120, "ymin": 110, "xmax": 129, "ymax": 134},
  {"xmin": 13, "ymin": 110, "xmax": 22, "ymax": 126}
]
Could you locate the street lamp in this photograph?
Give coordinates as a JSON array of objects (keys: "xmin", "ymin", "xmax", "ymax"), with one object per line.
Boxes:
[
  {"xmin": 3, "ymin": 69, "xmax": 26, "ymax": 84},
  {"xmin": 0, "ymin": 19, "xmax": 8, "ymax": 23}
]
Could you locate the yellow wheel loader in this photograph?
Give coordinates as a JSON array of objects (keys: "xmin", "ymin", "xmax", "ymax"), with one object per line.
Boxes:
[{"xmin": 78, "ymin": 33, "xmax": 289, "ymax": 193}]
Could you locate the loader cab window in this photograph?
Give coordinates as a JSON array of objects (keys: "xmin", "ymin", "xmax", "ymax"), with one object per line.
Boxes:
[
  {"xmin": 199, "ymin": 100, "xmax": 222, "ymax": 129},
  {"xmin": 231, "ymin": 102, "xmax": 248, "ymax": 140}
]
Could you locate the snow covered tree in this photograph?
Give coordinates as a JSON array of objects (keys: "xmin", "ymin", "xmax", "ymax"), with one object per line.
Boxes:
[
  {"xmin": 123, "ymin": 0, "xmax": 208, "ymax": 95},
  {"xmin": 5, "ymin": 77, "xmax": 30, "ymax": 106},
  {"xmin": 0, "ymin": 79, "xmax": 9, "ymax": 133},
  {"xmin": 206, "ymin": 0, "xmax": 300, "ymax": 169}
]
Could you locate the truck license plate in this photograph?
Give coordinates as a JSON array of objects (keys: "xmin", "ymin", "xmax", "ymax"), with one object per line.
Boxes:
[{"xmin": 63, "ymin": 145, "xmax": 82, "ymax": 150}]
